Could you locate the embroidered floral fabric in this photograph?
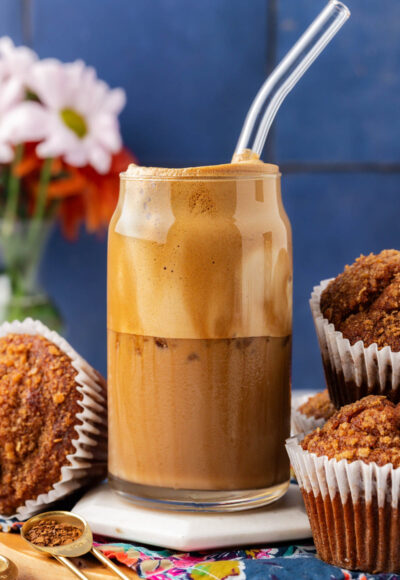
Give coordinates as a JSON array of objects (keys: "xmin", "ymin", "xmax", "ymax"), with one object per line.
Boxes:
[{"xmin": 96, "ymin": 542, "xmax": 400, "ymax": 580}]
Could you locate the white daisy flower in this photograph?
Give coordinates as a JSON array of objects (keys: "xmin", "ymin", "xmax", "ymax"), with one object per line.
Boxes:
[
  {"xmin": 0, "ymin": 37, "xmax": 45, "ymax": 162},
  {"xmin": 0, "ymin": 36, "xmax": 37, "ymax": 97},
  {"xmin": 29, "ymin": 58, "xmax": 126, "ymax": 173},
  {"xmin": 0, "ymin": 99, "xmax": 48, "ymax": 153},
  {"xmin": 0, "ymin": 80, "xmax": 18, "ymax": 162}
]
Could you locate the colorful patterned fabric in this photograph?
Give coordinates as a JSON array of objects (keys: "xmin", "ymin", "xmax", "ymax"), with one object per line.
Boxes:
[
  {"xmin": 4, "ymin": 512, "xmax": 400, "ymax": 578},
  {"xmin": 95, "ymin": 541, "xmax": 400, "ymax": 580}
]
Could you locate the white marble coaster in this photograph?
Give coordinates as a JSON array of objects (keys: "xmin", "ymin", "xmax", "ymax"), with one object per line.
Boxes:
[{"xmin": 72, "ymin": 482, "xmax": 311, "ymax": 551}]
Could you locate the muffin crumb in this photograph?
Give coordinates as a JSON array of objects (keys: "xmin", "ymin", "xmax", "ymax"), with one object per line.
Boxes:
[
  {"xmin": 302, "ymin": 395, "xmax": 400, "ymax": 467},
  {"xmin": 0, "ymin": 334, "xmax": 82, "ymax": 515},
  {"xmin": 320, "ymin": 250, "xmax": 400, "ymax": 350},
  {"xmin": 298, "ymin": 389, "xmax": 335, "ymax": 420}
]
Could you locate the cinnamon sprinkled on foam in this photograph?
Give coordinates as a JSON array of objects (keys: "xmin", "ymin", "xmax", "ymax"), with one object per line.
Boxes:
[{"xmin": 122, "ymin": 161, "xmax": 279, "ymax": 179}]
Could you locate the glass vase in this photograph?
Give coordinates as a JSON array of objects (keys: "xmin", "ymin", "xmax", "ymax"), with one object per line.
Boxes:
[{"xmin": 0, "ymin": 220, "xmax": 63, "ymax": 332}]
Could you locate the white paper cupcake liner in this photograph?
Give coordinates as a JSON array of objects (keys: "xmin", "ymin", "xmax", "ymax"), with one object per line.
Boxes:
[
  {"xmin": 0, "ymin": 318, "xmax": 107, "ymax": 526},
  {"xmin": 291, "ymin": 392, "xmax": 326, "ymax": 436},
  {"xmin": 310, "ymin": 279, "xmax": 400, "ymax": 408},
  {"xmin": 286, "ymin": 436, "xmax": 400, "ymax": 572}
]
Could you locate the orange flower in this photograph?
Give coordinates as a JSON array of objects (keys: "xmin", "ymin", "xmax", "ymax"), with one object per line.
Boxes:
[
  {"xmin": 13, "ymin": 143, "xmax": 137, "ymax": 240},
  {"xmin": 75, "ymin": 148, "xmax": 136, "ymax": 236}
]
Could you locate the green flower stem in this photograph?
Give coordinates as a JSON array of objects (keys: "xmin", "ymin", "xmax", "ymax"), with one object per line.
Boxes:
[
  {"xmin": 2, "ymin": 144, "xmax": 24, "ymax": 236},
  {"xmin": 32, "ymin": 157, "xmax": 53, "ymax": 221},
  {"xmin": 25, "ymin": 157, "xmax": 53, "ymax": 290},
  {"xmin": 27, "ymin": 157, "xmax": 53, "ymax": 248}
]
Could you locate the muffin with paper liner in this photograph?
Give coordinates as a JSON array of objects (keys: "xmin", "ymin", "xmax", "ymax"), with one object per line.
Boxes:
[
  {"xmin": 0, "ymin": 318, "xmax": 107, "ymax": 522},
  {"xmin": 310, "ymin": 250, "xmax": 400, "ymax": 408},
  {"xmin": 286, "ymin": 395, "xmax": 400, "ymax": 574},
  {"xmin": 291, "ymin": 389, "xmax": 335, "ymax": 435}
]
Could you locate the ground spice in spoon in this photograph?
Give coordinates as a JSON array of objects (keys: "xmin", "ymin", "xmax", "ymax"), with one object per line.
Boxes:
[{"xmin": 25, "ymin": 519, "xmax": 82, "ymax": 547}]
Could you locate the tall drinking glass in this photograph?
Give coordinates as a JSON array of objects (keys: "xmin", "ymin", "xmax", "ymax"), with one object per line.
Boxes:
[{"xmin": 107, "ymin": 160, "xmax": 292, "ymax": 511}]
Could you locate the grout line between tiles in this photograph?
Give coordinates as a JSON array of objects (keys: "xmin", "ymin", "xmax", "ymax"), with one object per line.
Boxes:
[
  {"xmin": 21, "ymin": 0, "xmax": 33, "ymax": 47},
  {"xmin": 266, "ymin": 0, "xmax": 278, "ymax": 76},
  {"xmin": 281, "ymin": 162, "xmax": 400, "ymax": 174},
  {"xmin": 264, "ymin": 0, "xmax": 279, "ymax": 163},
  {"xmin": 141, "ymin": 160, "xmax": 400, "ymax": 175}
]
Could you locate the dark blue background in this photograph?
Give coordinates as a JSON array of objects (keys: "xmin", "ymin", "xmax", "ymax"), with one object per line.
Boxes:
[{"xmin": 2, "ymin": 0, "xmax": 399, "ymax": 389}]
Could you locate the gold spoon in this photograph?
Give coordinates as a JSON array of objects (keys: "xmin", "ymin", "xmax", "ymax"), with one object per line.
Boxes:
[
  {"xmin": 21, "ymin": 510, "xmax": 130, "ymax": 580},
  {"xmin": 0, "ymin": 555, "xmax": 18, "ymax": 580}
]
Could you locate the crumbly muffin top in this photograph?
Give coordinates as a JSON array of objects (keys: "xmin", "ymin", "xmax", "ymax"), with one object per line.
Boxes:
[
  {"xmin": 0, "ymin": 334, "xmax": 82, "ymax": 515},
  {"xmin": 298, "ymin": 389, "xmax": 335, "ymax": 420},
  {"xmin": 320, "ymin": 250, "xmax": 400, "ymax": 350},
  {"xmin": 302, "ymin": 395, "xmax": 400, "ymax": 467}
]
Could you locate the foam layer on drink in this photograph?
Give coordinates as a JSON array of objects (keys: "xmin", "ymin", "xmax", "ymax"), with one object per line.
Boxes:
[
  {"xmin": 121, "ymin": 159, "xmax": 277, "ymax": 178},
  {"xmin": 108, "ymin": 161, "xmax": 292, "ymax": 339}
]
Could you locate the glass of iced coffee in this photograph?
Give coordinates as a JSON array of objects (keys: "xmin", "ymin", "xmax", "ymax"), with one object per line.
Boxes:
[{"xmin": 107, "ymin": 159, "xmax": 292, "ymax": 510}]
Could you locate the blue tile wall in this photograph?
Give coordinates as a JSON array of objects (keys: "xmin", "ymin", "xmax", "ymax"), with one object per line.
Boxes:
[
  {"xmin": 41, "ymin": 229, "xmax": 107, "ymax": 376},
  {"xmin": 275, "ymin": 0, "xmax": 400, "ymax": 162},
  {"xmin": 32, "ymin": 0, "xmax": 268, "ymax": 166},
  {"xmin": 2, "ymin": 0, "xmax": 400, "ymax": 388},
  {"xmin": 0, "ymin": 1, "xmax": 23, "ymax": 43},
  {"xmin": 284, "ymin": 172, "xmax": 400, "ymax": 389}
]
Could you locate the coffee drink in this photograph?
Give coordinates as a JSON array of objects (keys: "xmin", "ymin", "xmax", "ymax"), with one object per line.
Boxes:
[{"xmin": 108, "ymin": 161, "xmax": 292, "ymax": 509}]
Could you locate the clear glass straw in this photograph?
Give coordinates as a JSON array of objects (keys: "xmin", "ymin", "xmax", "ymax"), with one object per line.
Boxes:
[{"xmin": 233, "ymin": 0, "xmax": 350, "ymax": 161}]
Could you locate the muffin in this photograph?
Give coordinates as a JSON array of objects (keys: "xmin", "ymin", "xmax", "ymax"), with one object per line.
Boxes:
[
  {"xmin": 286, "ymin": 395, "xmax": 400, "ymax": 573},
  {"xmin": 310, "ymin": 250, "xmax": 400, "ymax": 407},
  {"xmin": 291, "ymin": 389, "xmax": 335, "ymax": 435},
  {"xmin": 0, "ymin": 319, "xmax": 107, "ymax": 520}
]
